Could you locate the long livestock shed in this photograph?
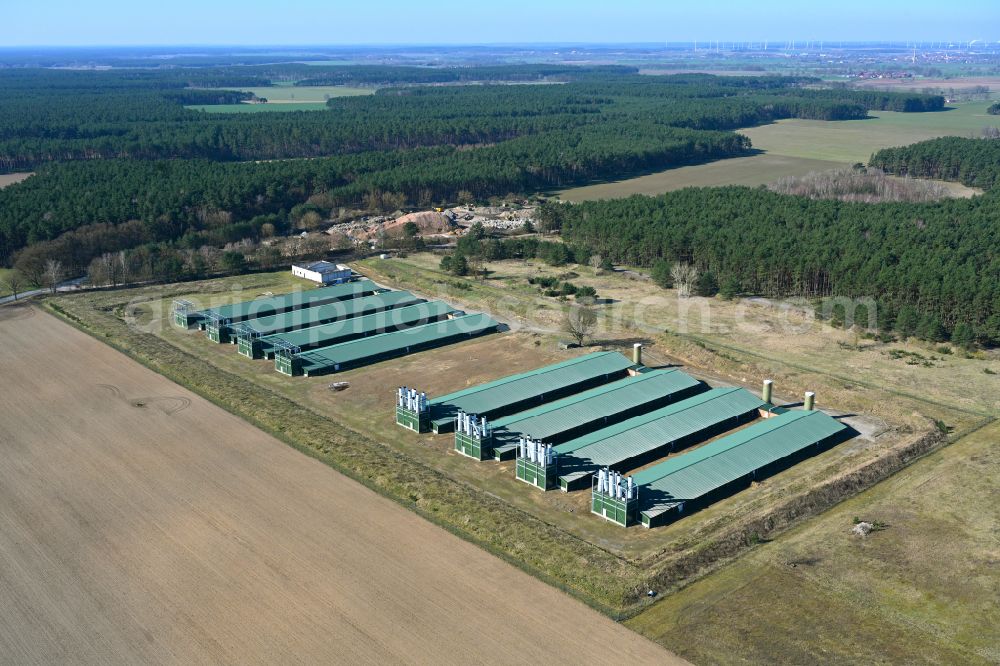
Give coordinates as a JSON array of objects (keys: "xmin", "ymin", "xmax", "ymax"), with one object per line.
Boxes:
[
  {"xmin": 592, "ymin": 409, "xmax": 848, "ymax": 528},
  {"xmin": 396, "ymin": 351, "xmax": 637, "ymax": 433},
  {"xmin": 541, "ymin": 387, "xmax": 767, "ymax": 492},
  {"xmin": 235, "ymin": 290, "xmax": 425, "ymax": 358},
  {"xmin": 458, "ymin": 368, "xmax": 702, "ymax": 462},
  {"xmin": 278, "ymin": 313, "xmax": 500, "ymax": 377},
  {"xmin": 253, "ymin": 301, "xmax": 457, "ymax": 360},
  {"xmin": 195, "ymin": 279, "xmax": 381, "ymax": 342}
]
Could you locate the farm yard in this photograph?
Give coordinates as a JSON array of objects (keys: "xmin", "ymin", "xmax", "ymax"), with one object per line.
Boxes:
[
  {"xmin": 37, "ymin": 252, "xmax": 993, "ymax": 624},
  {"xmin": 557, "ymin": 100, "xmax": 998, "ymax": 201},
  {"xmin": 156, "ymin": 269, "xmax": 873, "ymax": 558},
  {"xmin": 0, "ymin": 305, "xmax": 675, "ymax": 664}
]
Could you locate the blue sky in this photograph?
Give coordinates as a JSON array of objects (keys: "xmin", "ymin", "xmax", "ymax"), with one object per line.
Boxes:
[{"xmin": 3, "ymin": 0, "xmax": 997, "ymax": 46}]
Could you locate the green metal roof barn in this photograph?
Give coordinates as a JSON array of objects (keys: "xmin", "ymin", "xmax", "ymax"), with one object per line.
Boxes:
[
  {"xmin": 424, "ymin": 351, "xmax": 636, "ymax": 433},
  {"xmin": 634, "ymin": 409, "xmax": 847, "ymax": 527},
  {"xmin": 238, "ymin": 290, "xmax": 420, "ymax": 337},
  {"xmin": 200, "ymin": 279, "xmax": 379, "ymax": 324},
  {"xmin": 282, "ymin": 313, "xmax": 499, "ymax": 377},
  {"xmin": 253, "ymin": 300, "xmax": 457, "ymax": 359},
  {"xmin": 554, "ymin": 387, "xmax": 766, "ymax": 490},
  {"xmin": 477, "ymin": 369, "xmax": 702, "ymax": 459},
  {"xmin": 234, "ymin": 291, "xmax": 426, "ymax": 358}
]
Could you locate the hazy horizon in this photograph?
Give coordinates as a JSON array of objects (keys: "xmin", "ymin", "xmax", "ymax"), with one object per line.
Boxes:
[
  {"xmin": 3, "ymin": 0, "xmax": 997, "ymax": 47},
  {"xmin": 2, "ymin": 41, "xmax": 997, "ymax": 49}
]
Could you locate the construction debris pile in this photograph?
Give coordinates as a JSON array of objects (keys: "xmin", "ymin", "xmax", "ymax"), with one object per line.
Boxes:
[{"xmin": 324, "ymin": 204, "xmax": 537, "ymax": 245}]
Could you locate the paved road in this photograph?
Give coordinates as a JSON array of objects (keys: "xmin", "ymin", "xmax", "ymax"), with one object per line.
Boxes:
[{"xmin": 0, "ymin": 277, "xmax": 84, "ymax": 305}]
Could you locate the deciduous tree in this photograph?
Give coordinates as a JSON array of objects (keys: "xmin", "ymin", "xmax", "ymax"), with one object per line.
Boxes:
[
  {"xmin": 564, "ymin": 303, "xmax": 597, "ymax": 346},
  {"xmin": 42, "ymin": 259, "xmax": 64, "ymax": 293}
]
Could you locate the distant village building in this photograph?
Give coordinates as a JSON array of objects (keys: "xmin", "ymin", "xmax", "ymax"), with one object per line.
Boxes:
[{"xmin": 291, "ymin": 261, "xmax": 353, "ymax": 285}]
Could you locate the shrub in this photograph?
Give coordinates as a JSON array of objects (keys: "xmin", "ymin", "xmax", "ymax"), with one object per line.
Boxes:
[
  {"xmin": 917, "ymin": 315, "xmax": 947, "ymax": 343},
  {"xmin": 532, "ymin": 276, "xmax": 559, "ymax": 289},
  {"xmin": 450, "ymin": 254, "xmax": 469, "ymax": 276},
  {"xmin": 719, "ymin": 275, "xmax": 740, "ymax": 300},
  {"xmin": 220, "ymin": 251, "xmax": 247, "ymax": 273},
  {"xmin": 695, "ymin": 271, "xmax": 719, "ymax": 297},
  {"xmin": 651, "ymin": 260, "xmax": 673, "ymax": 289},
  {"xmin": 895, "ymin": 305, "xmax": 919, "ymax": 338},
  {"xmin": 950, "ymin": 322, "xmax": 975, "ymax": 349}
]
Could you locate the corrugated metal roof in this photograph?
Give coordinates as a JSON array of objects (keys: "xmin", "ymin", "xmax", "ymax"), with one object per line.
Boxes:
[
  {"xmin": 261, "ymin": 301, "xmax": 455, "ymax": 351},
  {"xmin": 427, "ymin": 351, "xmax": 634, "ymax": 427},
  {"xmin": 555, "ymin": 387, "xmax": 765, "ymax": 473},
  {"xmin": 200, "ymin": 279, "xmax": 378, "ymax": 322},
  {"xmin": 240, "ymin": 290, "xmax": 421, "ymax": 337},
  {"xmin": 635, "ymin": 410, "xmax": 847, "ymax": 515},
  {"xmin": 297, "ymin": 313, "xmax": 499, "ymax": 372},
  {"xmin": 296, "ymin": 261, "xmax": 348, "ymax": 274},
  {"xmin": 489, "ymin": 369, "xmax": 700, "ymax": 444}
]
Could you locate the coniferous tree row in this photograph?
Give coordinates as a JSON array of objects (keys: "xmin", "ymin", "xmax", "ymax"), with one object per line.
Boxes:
[
  {"xmin": 551, "ymin": 188, "xmax": 1000, "ymax": 344},
  {"xmin": 869, "ymin": 136, "xmax": 1000, "ymax": 190},
  {"xmin": 0, "ymin": 69, "xmax": 943, "ymax": 170},
  {"xmin": 1, "ymin": 63, "xmax": 973, "ymax": 342},
  {"xmin": 0, "ymin": 122, "xmax": 748, "ymax": 265}
]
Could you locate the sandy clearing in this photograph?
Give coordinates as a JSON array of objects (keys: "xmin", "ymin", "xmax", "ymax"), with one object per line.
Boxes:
[
  {"xmin": 0, "ymin": 172, "xmax": 32, "ymax": 188},
  {"xmin": 0, "ymin": 305, "xmax": 679, "ymax": 665}
]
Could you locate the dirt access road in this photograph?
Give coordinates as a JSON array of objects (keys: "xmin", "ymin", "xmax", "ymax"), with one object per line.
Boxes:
[{"xmin": 0, "ymin": 305, "xmax": 678, "ymax": 665}]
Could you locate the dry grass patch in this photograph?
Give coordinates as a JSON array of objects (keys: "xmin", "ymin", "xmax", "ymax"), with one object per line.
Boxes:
[{"xmin": 626, "ymin": 420, "xmax": 1000, "ymax": 664}]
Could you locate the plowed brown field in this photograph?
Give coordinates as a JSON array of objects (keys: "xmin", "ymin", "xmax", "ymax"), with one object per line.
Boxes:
[{"xmin": 0, "ymin": 306, "xmax": 678, "ymax": 664}]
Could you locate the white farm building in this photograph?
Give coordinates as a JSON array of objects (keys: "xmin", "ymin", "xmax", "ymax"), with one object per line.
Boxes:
[{"xmin": 291, "ymin": 261, "xmax": 353, "ymax": 285}]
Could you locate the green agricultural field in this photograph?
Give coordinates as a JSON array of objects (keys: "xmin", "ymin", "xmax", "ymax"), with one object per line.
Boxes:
[
  {"xmin": 558, "ymin": 100, "xmax": 1000, "ymax": 201},
  {"xmin": 223, "ymin": 85, "xmax": 373, "ymax": 103},
  {"xmin": 626, "ymin": 419, "xmax": 1000, "ymax": 664},
  {"xmin": 186, "ymin": 103, "xmax": 331, "ymax": 113},
  {"xmin": 741, "ymin": 100, "xmax": 1000, "ymax": 164},
  {"xmin": 557, "ymin": 154, "xmax": 847, "ymax": 201}
]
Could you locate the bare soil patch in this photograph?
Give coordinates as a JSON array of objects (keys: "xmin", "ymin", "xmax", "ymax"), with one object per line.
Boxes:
[
  {"xmin": 0, "ymin": 307, "xmax": 675, "ymax": 664},
  {"xmin": 0, "ymin": 172, "xmax": 31, "ymax": 188}
]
